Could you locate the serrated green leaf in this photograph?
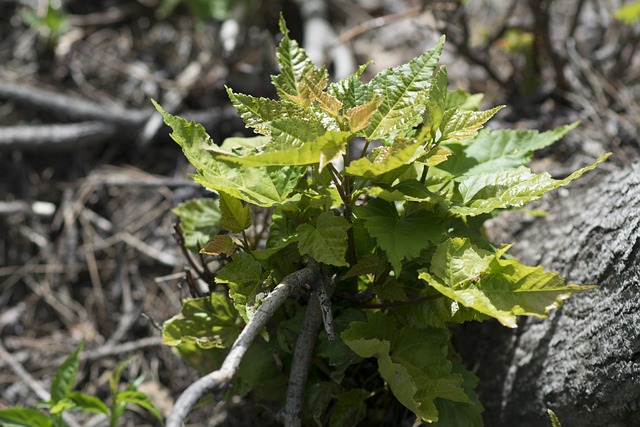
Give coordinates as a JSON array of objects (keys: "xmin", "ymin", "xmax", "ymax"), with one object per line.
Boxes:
[
  {"xmin": 115, "ymin": 390, "xmax": 163, "ymax": 424},
  {"xmin": 421, "ymin": 66, "xmax": 448, "ymax": 137},
  {"xmin": 439, "ymin": 105, "xmax": 504, "ymax": 141},
  {"xmin": 364, "ymin": 36, "xmax": 445, "ymax": 141},
  {"xmin": 65, "ymin": 392, "xmax": 109, "ymax": 415},
  {"xmin": 219, "ymin": 126, "xmax": 350, "ymax": 171},
  {"xmin": 354, "ymin": 199, "xmax": 442, "ymax": 273},
  {"xmin": 219, "ymin": 191, "xmax": 252, "ymax": 232},
  {"xmin": 226, "ymin": 87, "xmax": 312, "ymax": 135},
  {"xmin": 172, "ymin": 198, "xmax": 221, "ymax": 251},
  {"xmin": 50, "ymin": 340, "xmax": 83, "ymax": 404},
  {"xmin": 327, "ymin": 62, "xmax": 372, "ymax": 112},
  {"xmin": 273, "ymin": 17, "xmax": 326, "ymax": 100},
  {"xmin": 302, "ymin": 74, "xmax": 343, "ymax": 116},
  {"xmin": 420, "ymin": 238, "xmax": 594, "ymax": 328},
  {"xmin": 344, "ymin": 95, "xmax": 383, "ymax": 132},
  {"xmin": 342, "ymin": 311, "xmax": 469, "ymax": 423},
  {"xmin": 440, "ymin": 122, "xmax": 579, "ymax": 177},
  {"xmin": 296, "ymin": 211, "xmax": 351, "ymax": 266},
  {"xmin": 548, "ymin": 409, "xmax": 563, "ymax": 427},
  {"xmin": 451, "ymin": 153, "xmax": 610, "ymax": 216},
  {"xmin": 0, "ymin": 408, "xmax": 53, "ymax": 427},
  {"xmin": 346, "ymin": 137, "xmax": 425, "ymax": 178},
  {"xmin": 162, "ymin": 293, "xmax": 241, "ymax": 348},
  {"xmin": 155, "ymin": 101, "xmax": 306, "ymax": 207},
  {"xmin": 216, "ymin": 253, "xmax": 267, "ymax": 322}
]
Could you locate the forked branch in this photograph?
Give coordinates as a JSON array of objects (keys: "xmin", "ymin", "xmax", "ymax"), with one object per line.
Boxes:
[{"xmin": 165, "ymin": 265, "xmax": 319, "ymax": 427}]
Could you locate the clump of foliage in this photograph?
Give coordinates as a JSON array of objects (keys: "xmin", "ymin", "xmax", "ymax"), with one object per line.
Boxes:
[
  {"xmin": 0, "ymin": 341, "xmax": 162, "ymax": 427},
  {"xmin": 156, "ymin": 17, "xmax": 608, "ymax": 426}
]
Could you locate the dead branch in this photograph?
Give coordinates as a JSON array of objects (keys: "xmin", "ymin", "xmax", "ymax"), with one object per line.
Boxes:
[
  {"xmin": 281, "ymin": 269, "xmax": 336, "ymax": 427},
  {"xmin": 165, "ymin": 264, "xmax": 319, "ymax": 427}
]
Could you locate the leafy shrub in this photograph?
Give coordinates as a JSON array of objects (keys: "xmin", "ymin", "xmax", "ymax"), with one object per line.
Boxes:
[{"xmin": 156, "ymin": 16, "xmax": 608, "ymax": 426}]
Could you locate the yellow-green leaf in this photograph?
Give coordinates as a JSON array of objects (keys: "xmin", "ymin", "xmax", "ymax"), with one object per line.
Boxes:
[{"xmin": 219, "ymin": 191, "xmax": 252, "ymax": 232}]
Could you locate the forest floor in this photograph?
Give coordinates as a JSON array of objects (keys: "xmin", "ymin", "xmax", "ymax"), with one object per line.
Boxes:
[{"xmin": 1, "ymin": 0, "xmax": 638, "ymax": 425}]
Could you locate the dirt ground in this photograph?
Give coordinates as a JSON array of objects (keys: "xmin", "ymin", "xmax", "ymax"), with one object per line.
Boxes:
[{"xmin": 1, "ymin": 0, "xmax": 638, "ymax": 426}]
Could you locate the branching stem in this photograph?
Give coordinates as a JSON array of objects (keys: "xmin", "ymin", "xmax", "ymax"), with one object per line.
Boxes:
[{"xmin": 165, "ymin": 265, "xmax": 319, "ymax": 427}]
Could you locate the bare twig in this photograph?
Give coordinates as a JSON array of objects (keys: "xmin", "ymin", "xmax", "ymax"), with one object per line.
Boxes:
[
  {"xmin": 281, "ymin": 268, "xmax": 336, "ymax": 427},
  {"xmin": 165, "ymin": 265, "xmax": 318, "ymax": 427}
]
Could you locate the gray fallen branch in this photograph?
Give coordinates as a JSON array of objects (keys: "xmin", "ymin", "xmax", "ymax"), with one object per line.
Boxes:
[
  {"xmin": 165, "ymin": 265, "xmax": 319, "ymax": 427},
  {"xmin": 0, "ymin": 78, "xmax": 150, "ymax": 128},
  {"xmin": 281, "ymin": 270, "xmax": 336, "ymax": 427},
  {"xmin": 0, "ymin": 122, "xmax": 118, "ymax": 151}
]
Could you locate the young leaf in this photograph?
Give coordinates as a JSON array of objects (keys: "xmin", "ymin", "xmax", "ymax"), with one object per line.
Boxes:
[
  {"xmin": 354, "ymin": 198, "xmax": 442, "ymax": 273},
  {"xmin": 219, "ymin": 191, "xmax": 252, "ymax": 232},
  {"xmin": 421, "ymin": 66, "xmax": 449, "ymax": 137},
  {"xmin": 50, "ymin": 340, "xmax": 84, "ymax": 404},
  {"xmin": 363, "ymin": 36, "xmax": 445, "ymax": 141},
  {"xmin": 450, "ymin": 153, "xmax": 610, "ymax": 216},
  {"xmin": 342, "ymin": 311, "xmax": 469, "ymax": 423},
  {"xmin": 172, "ymin": 198, "xmax": 222, "ymax": 251},
  {"xmin": 114, "ymin": 390, "xmax": 163, "ymax": 424},
  {"xmin": 302, "ymin": 74, "xmax": 343, "ymax": 116},
  {"xmin": 216, "ymin": 252, "xmax": 268, "ymax": 322},
  {"xmin": 154, "ymin": 100, "xmax": 306, "ymax": 206},
  {"xmin": 219, "ymin": 125, "xmax": 350, "ymax": 171},
  {"xmin": 163, "ymin": 294, "xmax": 241, "ymax": 348},
  {"xmin": 66, "ymin": 392, "xmax": 109, "ymax": 415},
  {"xmin": 344, "ymin": 96, "xmax": 383, "ymax": 132},
  {"xmin": 420, "ymin": 238, "xmax": 594, "ymax": 328},
  {"xmin": 296, "ymin": 211, "xmax": 351, "ymax": 267},
  {"xmin": 548, "ymin": 409, "xmax": 563, "ymax": 427},
  {"xmin": 327, "ymin": 62, "xmax": 372, "ymax": 112},
  {"xmin": 439, "ymin": 122, "xmax": 579, "ymax": 177},
  {"xmin": 272, "ymin": 16, "xmax": 326, "ymax": 100},
  {"xmin": 226, "ymin": 87, "xmax": 312, "ymax": 135},
  {"xmin": 439, "ymin": 105, "xmax": 504, "ymax": 141},
  {"xmin": 345, "ymin": 137, "xmax": 425, "ymax": 178},
  {"xmin": 0, "ymin": 408, "xmax": 54, "ymax": 427},
  {"xmin": 445, "ymin": 89, "xmax": 484, "ymax": 111}
]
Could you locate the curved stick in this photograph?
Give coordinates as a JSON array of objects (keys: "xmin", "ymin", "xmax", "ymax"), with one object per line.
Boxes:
[{"xmin": 166, "ymin": 266, "xmax": 318, "ymax": 427}]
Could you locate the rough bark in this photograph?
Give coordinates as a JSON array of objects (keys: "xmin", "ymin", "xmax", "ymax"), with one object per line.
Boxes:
[{"xmin": 456, "ymin": 164, "xmax": 640, "ymax": 427}]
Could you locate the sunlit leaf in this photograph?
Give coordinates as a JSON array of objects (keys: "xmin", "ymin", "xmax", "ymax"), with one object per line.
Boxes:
[
  {"xmin": 420, "ymin": 238, "xmax": 594, "ymax": 328},
  {"xmin": 364, "ymin": 36, "xmax": 445, "ymax": 141},
  {"xmin": 216, "ymin": 252, "xmax": 267, "ymax": 322},
  {"xmin": 0, "ymin": 408, "xmax": 53, "ymax": 427},
  {"xmin": 450, "ymin": 153, "xmax": 610, "ymax": 216},
  {"xmin": 172, "ymin": 198, "xmax": 221, "ymax": 251},
  {"xmin": 200, "ymin": 234, "xmax": 236, "ymax": 256},
  {"xmin": 50, "ymin": 340, "xmax": 83, "ymax": 404},
  {"xmin": 346, "ymin": 138, "xmax": 425, "ymax": 178},
  {"xmin": 439, "ymin": 106, "xmax": 504, "ymax": 141}
]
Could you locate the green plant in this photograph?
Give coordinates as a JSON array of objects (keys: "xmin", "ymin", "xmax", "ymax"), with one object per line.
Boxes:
[
  {"xmin": 156, "ymin": 0, "xmax": 249, "ymax": 22},
  {"xmin": 22, "ymin": 0, "xmax": 69, "ymax": 44},
  {"xmin": 0, "ymin": 341, "xmax": 163, "ymax": 427},
  {"xmin": 156, "ymin": 16, "xmax": 608, "ymax": 426}
]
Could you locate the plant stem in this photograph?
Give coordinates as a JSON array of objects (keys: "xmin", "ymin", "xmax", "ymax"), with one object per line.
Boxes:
[{"xmin": 165, "ymin": 265, "xmax": 319, "ymax": 427}]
